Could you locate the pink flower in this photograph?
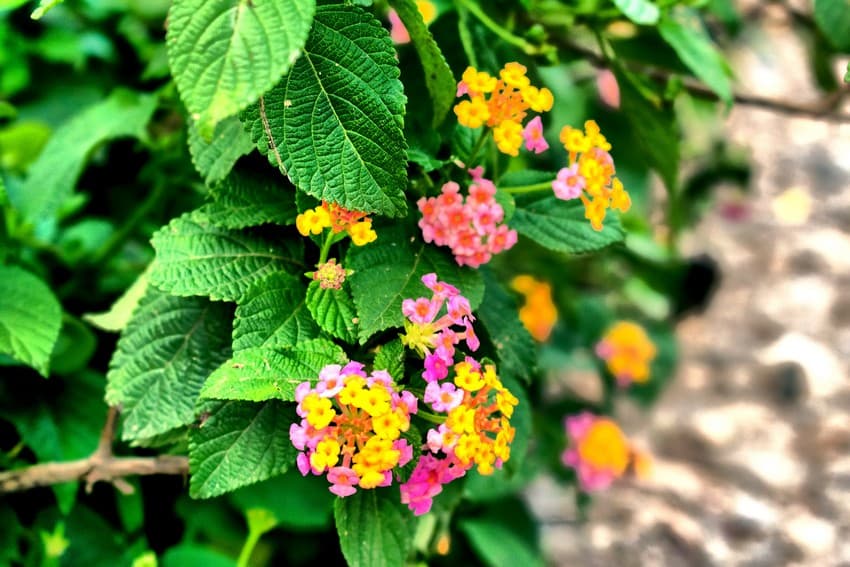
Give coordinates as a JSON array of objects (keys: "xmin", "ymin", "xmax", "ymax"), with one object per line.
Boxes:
[
  {"xmin": 424, "ymin": 381, "xmax": 464, "ymax": 412},
  {"xmin": 327, "ymin": 466, "xmax": 359, "ymax": 497},
  {"xmin": 423, "ymin": 352, "xmax": 449, "ymax": 382},
  {"xmin": 388, "ymin": 10, "xmax": 410, "ymax": 44},
  {"xmin": 552, "ymin": 163, "xmax": 585, "ymax": 200},
  {"xmin": 402, "ymin": 297, "xmax": 440, "ymax": 324},
  {"xmin": 561, "ymin": 412, "xmax": 631, "ymax": 492},
  {"xmin": 523, "ymin": 116, "xmax": 549, "ymax": 154},
  {"xmin": 596, "ymin": 69, "xmax": 620, "ymax": 109}
]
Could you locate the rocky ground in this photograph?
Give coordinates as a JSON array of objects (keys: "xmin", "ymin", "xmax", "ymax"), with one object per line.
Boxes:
[{"xmin": 526, "ymin": 9, "xmax": 850, "ymax": 567}]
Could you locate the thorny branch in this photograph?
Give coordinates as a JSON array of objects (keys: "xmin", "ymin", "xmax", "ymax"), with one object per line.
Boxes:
[{"xmin": 0, "ymin": 407, "xmax": 188, "ymax": 495}]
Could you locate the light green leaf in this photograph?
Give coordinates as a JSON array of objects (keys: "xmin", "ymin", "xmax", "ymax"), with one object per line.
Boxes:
[
  {"xmin": 659, "ymin": 8, "xmax": 733, "ymax": 103},
  {"xmin": 815, "ymin": 0, "xmax": 850, "ymax": 51},
  {"xmin": 243, "ymin": 5, "xmax": 408, "ymax": 217},
  {"xmin": 106, "ymin": 289, "xmax": 232, "ymax": 441},
  {"xmin": 232, "ymin": 272, "xmax": 319, "ymax": 352},
  {"xmin": 334, "ymin": 488, "xmax": 416, "ymax": 567},
  {"xmin": 611, "ymin": 0, "xmax": 659, "ymax": 24},
  {"xmin": 305, "ymin": 280, "xmax": 358, "ymax": 343},
  {"xmin": 477, "ymin": 272, "xmax": 534, "ymax": 384},
  {"xmin": 509, "ymin": 194, "xmax": 625, "ymax": 254},
  {"xmin": 84, "ymin": 266, "xmax": 151, "ymax": 333},
  {"xmin": 30, "ymin": 0, "xmax": 63, "ymax": 20},
  {"xmin": 200, "ymin": 339, "xmax": 347, "ymax": 401},
  {"xmin": 346, "ymin": 225, "xmax": 484, "ymax": 343},
  {"xmin": 162, "ymin": 545, "xmax": 236, "ymax": 567},
  {"xmin": 0, "ymin": 265, "xmax": 62, "ymax": 376},
  {"xmin": 200, "ymin": 169, "xmax": 297, "ymax": 229},
  {"xmin": 150, "ymin": 212, "xmax": 304, "ymax": 302},
  {"xmin": 372, "ymin": 338, "xmax": 404, "ymax": 381},
  {"xmin": 188, "ymin": 116, "xmax": 255, "ymax": 185},
  {"xmin": 389, "ymin": 0, "xmax": 455, "ymax": 127},
  {"xmin": 167, "ymin": 0, "xmax": 316, "ymax": 136},
  {"xmin": 189, "ymin": 399, "xmax": 297, "ymax": 498},
  {"xmin": 13, "ymin": 90, "xmax": 157, "ymax": 224}
]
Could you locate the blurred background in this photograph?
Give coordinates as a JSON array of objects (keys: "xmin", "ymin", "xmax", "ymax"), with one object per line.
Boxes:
[{"xmin": 527, "ymin": 2, "xmax": 850, "ymax": 564}]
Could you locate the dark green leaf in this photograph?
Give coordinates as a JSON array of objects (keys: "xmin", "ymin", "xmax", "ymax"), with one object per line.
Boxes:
[
  {"xmin": 242, "ymin": 5, "xmax": 408, "ymax": 217},
  {"xmin": 305, "ymin": 280, "xmax": 358, "ymax": 343},
  {"xmin": 814, "ymin": 0, "xmax": 850, "ymax": 51},
  {"xmin": 334, "ymin": 488, "xmax": 416, "ymax": 567},
  {"xmin": 372, "ymin": 338, "xmax": 405, "ymax": 380},
  {"xmin": 230, "ymin": 470, "xmax": 335, "ymax": 530},
  {"xmin": 106, "ymin": 289, "xmax": 232, "ymax": 440},
  {"xmin": 188, "ymin": 116, "xmax": 256, "ymax": 185},
  {"xmin": 200, "ymin": 169, "xmax": 298, "ymax": 229},
  {"xmin": 189, "ymin": 399, "xmax": 297, "ymax": 498},
  {"xmin": 477, "ymin": 272, "xmax": 534, "ymax": 384},
  {"xmin": 459, "ymin": 499, "xmax": 544, "ymax": 567}
]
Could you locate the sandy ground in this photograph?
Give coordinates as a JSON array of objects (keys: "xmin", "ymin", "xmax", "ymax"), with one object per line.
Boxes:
[{"xmin": 526, "ymin": 10, "xmax": 850, "ymax": 567}]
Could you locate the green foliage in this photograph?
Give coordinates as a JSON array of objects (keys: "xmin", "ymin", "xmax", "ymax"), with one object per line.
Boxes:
[
  {"xmin": 814, "ymin": 0, "xmax": 850, "ymax": 51},
  {"xmin": 200, "ymin": 339, "xmax": 347, "ymax": 401},
  {"xmin": 12, "ymin": 89, "xmax": 157, "ymax": 225},
  {"xmin": 106, "ymin": 289, "xmax": 232, "ymax": 440},
  {"xmin": 334, "ymin": 488, "xmax": 417, "ymax": 567},
  {"xmin": 166, "ymin": 0, "xmax": 316, "ymax": 136},
  {"xmin": 242, "ymin": 5, "xmax": 408, "ymax": 217},
  {"xmin": 346, "ymin": 225, "xmax": 484, "ymax": 343},
  {"xmin": 188, "ymin": 117, "xmax": 256, "ymax": 185},
  {"xmin": 201, "ymin": 169, "xmax": 297, "ymax": 229},
  {"xmin": 477, "ymin": 272, "xmax": 535, "ymax": 384},
  {"xmin": 458, "ymin": 499, "xmax": 544, "ymax": 567},
  {"xmin": 150, "ymin": 212, "xmax": 304, "ymax": 302},
  {"xmin": 306, "ymin": 281, "xmax": 359, "ymax": 343},
  {"xmin": 189, "ymin": 399, "xmax": 297, "ymax": 498},
  {"xmin": 0, "ymin": 265, "xmax": 62, "ymax": 376},
  {"xmin": 372, "ymin": 338, "xmax": 405, "ymax": 379},
  {"xmin": 611, "ymin": 0, "xmax": 660, "ymax": 25}
]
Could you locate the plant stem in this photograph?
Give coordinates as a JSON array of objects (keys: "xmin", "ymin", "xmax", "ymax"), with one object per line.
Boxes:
[
  {"xmin": 237, "ymin": 530, "xmax": 262, "ymax": 567},
  {"xmin": 466, "ymin": 129, "xmax": 490, "ymax": 165},
  {"xmin": 501, "ymin": 180, "xmax": 554, "ymax": 194},
  {"xmin": 456, "ymin": 5, "xmax": 479, "ymax": 69},
  {"xmin": 456, "ymin": 0, "xmax": 553, "ymax": 56},
  {"xmin": 417, "ymin": 410, "xmax": 446, "ymax": 425},
  {"xmin": 318, "ymin": 230, "xmax": 335, "ymax": 265}
]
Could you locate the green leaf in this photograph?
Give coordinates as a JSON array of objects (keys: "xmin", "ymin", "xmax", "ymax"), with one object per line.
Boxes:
[
  {"xmin": 106, "ymin": 289, "xmax": 232, "ymax": 441},
  {"xmin": 346, "ymin": 225, "xmax": 484, "ymax": 343},
  {"xmin": 162, "ymin": 545, "xmax": 236, "ymax": 567},
  {"xmin": 229, "ymin": 470, "xmax": 335, "ymax": 530},
  {"xmin": 201, "ymin": 169, "xmax": 298, "ymax": 229},
  {"xmin": 372, "ymin": 338, "xmax": 405, "ymax": 380},
  {"xmin": 815, "ymin": 0, "xmax": 850, "ymax": 51},
  {"xmin": 459, "ymin": 500, "xmax": 544, "ymax": 567},
  {"xmin": 13, "ymin": 90, "xmax": 157, "ymax": 224},
  {"xmin": 658, "ymin": 8, "xmax": 733, "ymax": 104},
  {"xmin": 509, "ymin": 194, "xmax": 624, "ymax": 254},
  {"xmin": 232, "ymin": 272, "xmax": 319, "ymax": 351},
  {"xmin": 477, "ymin": 273, "xmax": 534, "ymax": 384},
  {"xmin": 200, "ymin": 339, "xmax": 347, "ymax": 401},
  {"xmin": 188, "ymin": 116, "xmax": 255, "ymax": 185},
  {"xmin": 389, "ymin": 0, "xmax": 455, "ymax": 127},
  {"xmin": 0, "ymin": 265, "xmax": 62, "ymax": 377},
  {"xmin": 334, "ymin": 488, "xmax": 416, "ymax": 567},
  {"xmin": 84, "ymin": 266, "xmax": 151, "ymax": 333},
  {"xmin": 611, "ymin": 0, "xmax": 659, "ymax": 25},
  {"xmin": 166, "ymin": 0, "xmax": 316, "ymax": 136},
  {"xmin": 242, "ymin": 5, "xmax": 408, "ymax": 217},
  {"xmin": 189, "ymin": 399, "xmax": 297, "ymax": 498},
  {"xmin": 150, "ymin": 212, "xmax": 304, "ymax": 302},
  {"xmin": 305, "ymin": 280, "xmax": 358, "ymax": 343},
  {"xmin": 615, "ymin": 69, "xmax": 680, "ymax": 192}
]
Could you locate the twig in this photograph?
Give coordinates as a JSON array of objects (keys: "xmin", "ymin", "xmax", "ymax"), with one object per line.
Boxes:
[
  {"xmin": 562, "ymin": 41, "xmax": 850, "ymax": 122},
  {"xmin": 0, "ymin": 407, "xmax": 188, "ymax": 495}
]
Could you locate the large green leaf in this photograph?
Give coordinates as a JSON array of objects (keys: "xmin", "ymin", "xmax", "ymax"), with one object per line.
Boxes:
[
  {"xmin": 242, "ymin": 5, "xmax": 408, "ymax": 217},
  {"xmin": 188, "ymin": 116, "xmax": 256, "ymax": 185},
  {"xmin": 659, "ymin": 8, "xmax": 733, "ymax": 104},
  {"xmin": 477, "ymin": 272, "xmax": 535, "ymax": 384},
  {"xmin": 13, "ymin": 89, "xmax": 156, "ymax": 225},
  {"xmin": 201, "ymin": 169, "xmax": 298, "ymax": 229},
  {"xmin": 0, "ymin": 265, "xmax": 62, "ymax": 377},
  {"xmin": 150, "ymin": 212, "xmax": 304, "ymax": 302},
  {"xmin": 389, "ymin": 0, "xmax": 455, "ymax": 127},
  {"xmin": 232, "ymin": 272, "xmax": 319, "ymax": 351},
  {"xmin": 509, "ymin": 194, "xmax": 625, "ymax": 255},
  {"xmin": 200, "ymin": 339, "xmax": 347, "ymax": 401},
  {"xmin": 459, "ymin": 499, "xmax": 544, "ymax": 567},
  {"xmin": 305, "ymin": 280, "xmax": 358, "ymax": 343},
  {"xmin": 611, "ymin": 0, "xmax": 659, "ymax": 24},
  {"xmin": 106, "ymin": 289, "xmax": 232, "ymax": 441},
  {"xmin": 372, "ymin": 338, "xmax": 405, "ymax": 381},
  {"xmin": 346, "ymin": 225, "xmax": 484, "ymax": 343},
  {"xmin": 815, "ymin": 0, "xmax": 850, "ymax": 51},
  {"xmin": 167, "ymin": 0, "xmax": 316, "ymax": 136},
  {"xmin": 189, "ymin": 399, "xmax": 297, "ymax": 498},
  {"xmin": 334, "ymin": 488, "xmax": 416, "ymax": 567}
]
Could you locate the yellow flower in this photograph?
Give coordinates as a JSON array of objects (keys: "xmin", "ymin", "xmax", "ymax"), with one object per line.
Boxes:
[
  {"xmin": 415, "ymin": 0, "xmax": 437, "ymax": 25},
  {"xmin": 610, "ymin": 178, "xmax": 631, "ymax": 213},
  {"xmin": 596, "ymin": 321, "xmax": 657, "ymax": 384},
  {"xmin": 577, "ymin": 418, "xmax": 630, "ymax": 475},
  {"xmin": 296, "ymin": 207, "xmax": 332, "ymax": 236},
  {"xmin": 303, "ymin": 394, "xmax": 336, "ymax": 429},
  {"xmin": 500, "ymin": 62, "xmax": 530, "ymax": 89},
  {"xmin": 492, "ymin": 119, "xmax": 523, "ymax": 156},
  {"xmin": 522, "ymin": 85, "xmax": 554, "ymax": 113},
  {"xmin": 461, "ymin": 66, "xmax": 497, "ymax": 95},
  {"xmin": 347, "ymin": 220, "xmax": 377, "ymax": 246},
  {"xmin": 584, "ymin": 119, "xmax": 611, "ymax": 151},
  {"xmin": 454, "ymin": 95, "xmax": 491, "ymax": 128},
  {"xmin": 310, "ymin": 438, "xmax": 341, "ymax": 471},
  {"xmin": 453, "ymin": 361, "xmax": 485, "ymax": 392},
  {"xmin": 511, "ymin": 275, "xmax": 557, "ymax": 342},
  {"xmin": 559, "ymin": 125, "xmax": 591, "ymax": 154}
]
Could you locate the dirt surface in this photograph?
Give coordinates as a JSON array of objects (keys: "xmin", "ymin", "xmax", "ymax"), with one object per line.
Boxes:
[{"xmin": 526, "ymin": 11, "xmax": 850, "ymax": 567}]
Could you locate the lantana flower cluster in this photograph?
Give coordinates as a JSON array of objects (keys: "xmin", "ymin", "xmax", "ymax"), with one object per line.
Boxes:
[
  {"xmin": 295, "ymin": 201, "xmax": 377, "ymax": 246},
  {"xmin": 595, "ymin": 320, "xmax": 657, "ymax": 387},
  {"xmin": 511, "ymin": 275, "xmax": 558, "ymax": 342},
  {"xmin": 562, "ymin": 411, "xmax": 650, "ymax": 492},
  {"xmin": 290, "ymin": 362, "xmax": 417, "ymax": 497},
  {"xmin": 417, "ymin": 168, "xmax": 517, "ymax": 268},
  {"xmin": 454, "ymin": 62, "xmax": 553, "ymax": 156},
  {"xmin": 399, "ymin": 274, "xmax": 519, "ymax": 515},
  {"xmin": 554, "ymin": 120, "xmax": 631, "ymax": 231}
]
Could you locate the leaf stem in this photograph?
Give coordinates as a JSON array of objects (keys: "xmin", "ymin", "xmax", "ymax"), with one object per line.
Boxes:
[
  {"xmin": 456, "ymin": 5, "xmax": 479, "ymax": 69},
  {"xmin": 416, "ymin": 410, "xmax": 446, "ymax": 425},
  {"xmin": 318, "ymin": 231, "xmax": 335, "ymax": 265},
  {"xmin": 466, "ymin": 129, "xmax": 490, "ymax": 165},
  {"xmin": 501, "ymin": 180, "xmax": 554, "ymax": 194},
  {"xmin": 456, "ymin": 0, "xmax": 554, "ymax": 56}
]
